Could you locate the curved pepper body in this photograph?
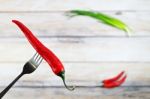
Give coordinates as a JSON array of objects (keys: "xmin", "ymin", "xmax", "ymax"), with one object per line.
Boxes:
[
  {"xmin": 103, "ymin": 75, "xmax": 127, "ymax": 88},
  {"xmin": 12, "ymin": 20, "xmax": 64, "ymax": 75},
  {"xmin": 102, "ymin": 71, "xmax": 125, "ymax": 84}
]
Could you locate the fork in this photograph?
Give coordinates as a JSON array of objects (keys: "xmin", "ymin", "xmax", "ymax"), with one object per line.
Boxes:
[{"xmin": 0, "ymin": 53, "xmax": 43, "ymax": 98}]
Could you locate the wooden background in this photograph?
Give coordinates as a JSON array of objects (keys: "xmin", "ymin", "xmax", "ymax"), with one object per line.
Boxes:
[{"xmin": 0, "ymin": 0, "xmax": 150, "ymax": 99}]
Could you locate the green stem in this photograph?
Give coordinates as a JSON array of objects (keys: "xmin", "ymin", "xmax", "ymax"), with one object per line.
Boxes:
[{"xmin": 58, "ymin": 71, "xmax": 75, "ymax": 91}]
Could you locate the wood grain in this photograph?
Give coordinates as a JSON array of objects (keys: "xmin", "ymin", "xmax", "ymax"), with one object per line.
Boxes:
[
  {"xmin": 0, "ymin": 62, "xmax": 150, "ymax": 99},
  {"xmin": 0, "ymin": 62, "xmax": 150, "ymax": 86},
  {"xmin": 0, "ymin": 12, "xmax": 150, "ymax": 37},
  {"xmin": 1, "ymin": 86, "xmax": 150, "ymax": 99},
  {"xmin": 0, "ymin": 37, "xmax": 150, "ymax": 62},
  {"xmin": 0, "ymin": 0, "xmax": 149, "ymax": 11},
  {"xmin": 0, "ymin": 0, "xmax": 150, "ymax": 98}
]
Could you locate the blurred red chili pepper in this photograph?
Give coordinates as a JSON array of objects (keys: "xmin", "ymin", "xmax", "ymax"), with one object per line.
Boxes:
[
  {"xmin": 12, "ymin": 20, "xmax": 75, "ymax": 91},
  {"xmin": 102, "ymin": 71, "xmax": 125, "ymax": 84},
  {"xmin": 103, "ymin": 75, "xmax": 127, "ymax": 88}
]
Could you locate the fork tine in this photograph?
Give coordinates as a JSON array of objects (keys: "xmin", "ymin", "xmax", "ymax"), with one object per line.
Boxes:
[
  {"xmin": 31, "ymin": 52, "xmax": 38, "ymax": 60},
  {"xmin": 34, "ymin": 53, "xmax": 43, "ymax": 65},
  {"xmin": 35, "ymin": 55, "xmax": 41, "ymax": 63},
  {"xmin": 36, "ymin": 57, "xmax": 43, "ymax": 66},
  {"xmin": 36, "ymin": 55, "xmax": 42, "ymax": 63},
  {"xmin": 30, "ymin": 52, "xmax": 43, "ymax": 67},
  {"xmin": 34, "ymin": 53, "xmax": 40, "ymax": 61}
]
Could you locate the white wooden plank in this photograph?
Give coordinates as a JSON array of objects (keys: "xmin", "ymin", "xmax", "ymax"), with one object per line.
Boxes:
[
  {"xmin": 0, "ymin": 37, "xmax": 150, "ymax": 62},
  {"xmin": 1, "ymin": 87, "xmax": 150, "ymax": 99},
  {"xmin": 0, "ymin": 12, "xmax": 150, "ymax": 37},
  {"xmin": 0, "ymin": 0, "xmax": 149, "ymax": 11},
  {"xmin": 0, "ymin": 62, "xmax": 150, "ymax": 86}
]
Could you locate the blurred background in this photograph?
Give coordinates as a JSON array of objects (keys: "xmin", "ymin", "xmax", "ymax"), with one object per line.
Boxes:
[{"xmin": 0, "ymin": 0, "xmax": 150, "ymax": 99}]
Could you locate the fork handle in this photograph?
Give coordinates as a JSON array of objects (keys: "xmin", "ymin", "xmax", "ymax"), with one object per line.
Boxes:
[{"xmin": 0, "ymin": 73, "xmax": 24, "ymax": 98}]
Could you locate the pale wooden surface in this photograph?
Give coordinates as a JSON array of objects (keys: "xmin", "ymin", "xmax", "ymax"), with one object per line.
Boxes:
[
  {"xmin": 0, "ymin": 0, "xmax": 149, "ymax": 11},
  {"xmin": 0, "ymin": 0, "xmax": 150, "ymax": 99},
  {"xmin": 0, "ymin": 12, "xmax": 150, "ymax": 37}
]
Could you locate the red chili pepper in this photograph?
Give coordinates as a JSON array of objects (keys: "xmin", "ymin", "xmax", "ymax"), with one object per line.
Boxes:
[
  {"xmin": 12, "ymin": 20, "xmax": 75, "ymax": 91},
  {"xmin": 102, "ymin": 71, "xmax": 125, "ymax": 84},
  {"xmin": 103, "ymin": 75, "xmax": 127, "ymax": 88}
]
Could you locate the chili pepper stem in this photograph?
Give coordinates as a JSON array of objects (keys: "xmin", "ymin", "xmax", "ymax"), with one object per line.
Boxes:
[{"xmin": 58, "ymin": 71, "xmax": 75, "ymax": 91}]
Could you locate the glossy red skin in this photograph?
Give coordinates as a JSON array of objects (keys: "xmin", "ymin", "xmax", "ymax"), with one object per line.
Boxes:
[
  {"xmin": 103, "ymin": 75, "xmax": 127, "ymax": 88},
  {"xmin": 12, "ymin": 20, "xmax": 64, "ymax": 75},
  {"xmin": 102, "ymin": 71, "xmax": 125, "ymax": 84}
]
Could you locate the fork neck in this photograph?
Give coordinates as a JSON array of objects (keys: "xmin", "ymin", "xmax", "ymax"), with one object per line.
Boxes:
[{"xmin": 22, "ymin": 62, "xmax": 36, "ymax": 74}]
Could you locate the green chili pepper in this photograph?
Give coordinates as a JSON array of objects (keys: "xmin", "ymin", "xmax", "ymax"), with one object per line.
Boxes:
[{"xmin": 66, "ymin": 10, "xmax": 131, "ymax": 36}]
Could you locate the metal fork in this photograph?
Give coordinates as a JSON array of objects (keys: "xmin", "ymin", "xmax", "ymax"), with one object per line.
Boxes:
[{"xmin": 0, "ymin": 53, "xmax": 43, "ymax": 98}]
